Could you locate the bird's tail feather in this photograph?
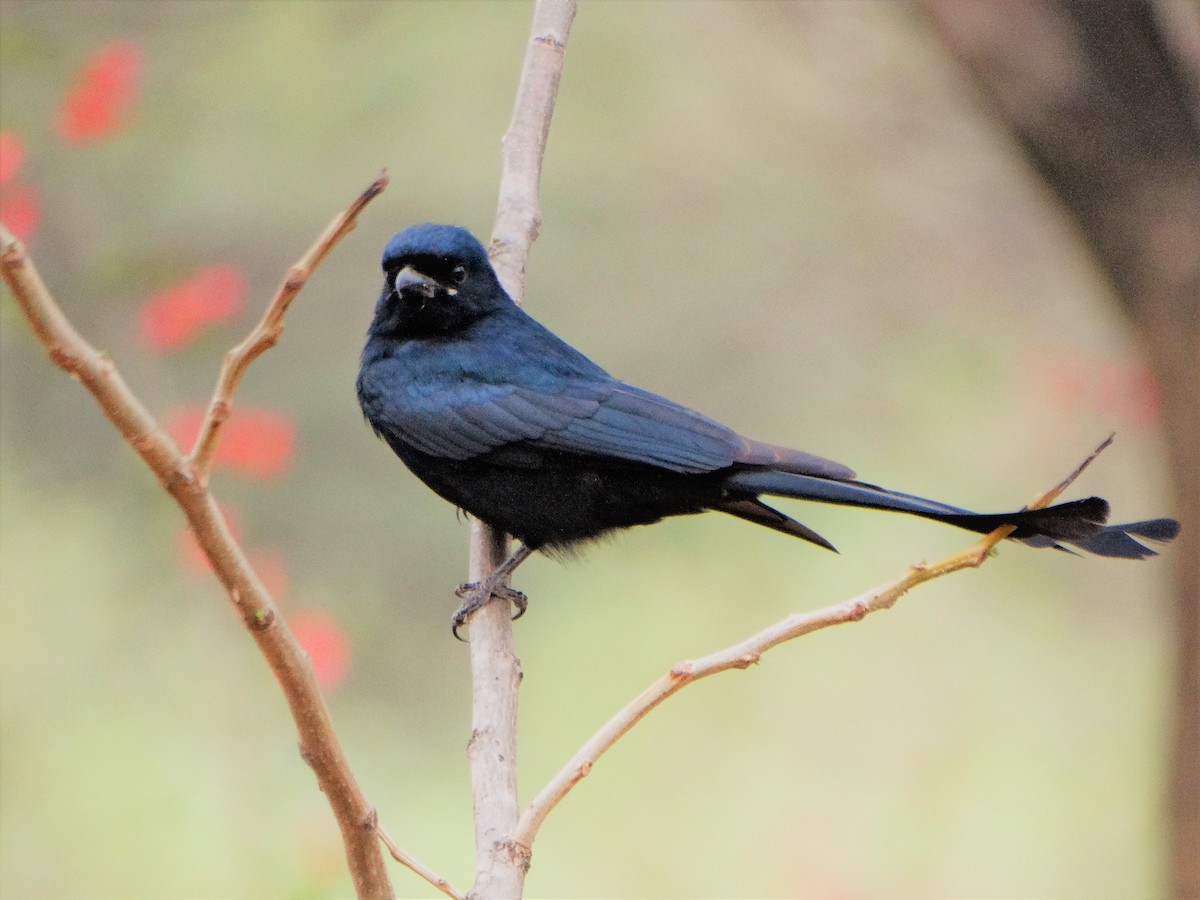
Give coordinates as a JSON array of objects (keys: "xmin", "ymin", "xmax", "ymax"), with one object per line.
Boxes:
[
  {"xmin": 716, "ymin": 497, "xmax": 838, "ymax": 551},
  {"xmin": 722, "ymin": 470, "xmax": 1178, "ymax": 559},
  {"xmin": 1024, "ymin": 517, "xmax": 1181, "ymax": 559}
]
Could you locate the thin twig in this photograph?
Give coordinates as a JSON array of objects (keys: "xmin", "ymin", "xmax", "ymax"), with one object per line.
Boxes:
[
  {"xmin": 1, "ymin": 179, "xmax": 397, "ymax": 900},
  {"xmin": 462, "ymin": 1, "xmax": 577, "ymax": 898},
  {"xmin": 511, "ymin": 439, "xmax": 1111, "ymax": 850},
  {"xmin": 377, "ymin": 822, "xmax": 464, "ymax": 900},
  {"xmin": 190, "ymin": 171, "xmax": 389, "ymax": 481}
]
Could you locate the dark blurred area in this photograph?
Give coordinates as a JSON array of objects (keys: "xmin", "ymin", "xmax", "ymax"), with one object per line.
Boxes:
[{"xmin": 0, "ymin": 2, "xmax": 1185, "ymax": 897}]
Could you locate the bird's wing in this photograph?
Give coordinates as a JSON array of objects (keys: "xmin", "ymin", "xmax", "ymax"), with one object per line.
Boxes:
[
  {"xmin": 365, "ymin": 380, "xmax": 576, "ymax": 460},
  {"xmin": 533, "ymin": 382, "xmax": 745, "ymax": 473},
  {"xmin": 376, "ymin": 372, "xmax": 854, "ymax": 479},
  {"xmin": 535, "ymin": 382, "xmax": 856, "ymax": 478}
]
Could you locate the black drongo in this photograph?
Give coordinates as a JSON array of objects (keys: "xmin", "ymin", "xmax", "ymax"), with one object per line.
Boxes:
[{"xmin": 357, "ymin": 224, "xmax": 1179, "ymax": 632}]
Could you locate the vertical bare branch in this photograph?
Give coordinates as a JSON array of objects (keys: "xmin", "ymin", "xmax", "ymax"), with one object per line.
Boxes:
[
  {"xmin": 464, "ymin": 1, "xmax": 577, "ymax": 897},
  {"xmin": 488, "ymin": 0, "xmax": 576, "ymax": 303}
]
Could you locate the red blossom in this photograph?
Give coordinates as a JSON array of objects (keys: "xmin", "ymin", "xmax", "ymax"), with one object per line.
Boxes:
[
  {"xmin": 1128, "ymin": 366, "xmax": 1162, "ymax": 426},
  {"xmin": 1038, "ymin": 352, "xmax": 1161, "ymax": 429},
  {"xmin": 164, "ymin": 404, "xmax": 295, "ymax": 478},
  {"xmin": 58, "ymin": 42, "xmax": 142, "ymax": 143},
  {"xmin": 0, "ymin": 132, "xmax": 23, "ymax": 186},
  {"xmin": 0, "ymin": 183, "xmax": 41, "ymax": 243},
  {"xmin": 163, "ymin": 405, "xmax": 207, "ymax": 454},
  {"xmin": 175, "ymin": 508, "xmax": 289, "ymax": 600},
  {"xmin": 138, "ymin": 264, "xmax": 246, "ymax": 352},
  {"xmin": 1098, "ymin": 360, "xmax": 1160, "ymax": 427},
  {"xmin": 290, "ymin": 610, "xmax": 351, "ymax": 691},
  {"xmin": 219, "ymin": 409, "xmax": 295, "ymax": 478}
]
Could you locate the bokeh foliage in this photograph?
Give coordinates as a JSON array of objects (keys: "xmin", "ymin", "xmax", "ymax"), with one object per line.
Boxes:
[{"xmin": 0, "ymin": 2, "xmax": 1176, "ymax": 897}]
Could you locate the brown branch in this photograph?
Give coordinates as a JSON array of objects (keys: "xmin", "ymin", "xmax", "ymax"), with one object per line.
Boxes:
[
  {"xmin": 190, "ymin": 171, "xmax": 389, "ymax": 481},
  {"xmin": 1, "ymin": 178, "xmax": 397, "ymax": 900},
  {"xmin": 511, "ymin": 439, "xmax": 1110, "ymax": 851},
  {"xmin": 460, "ymin": 1, "xmax": 577, "ymax": 898}
]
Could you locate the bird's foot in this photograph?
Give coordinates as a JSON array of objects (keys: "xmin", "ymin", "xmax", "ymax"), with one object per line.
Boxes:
[{"xmin": 451, "ymin": 580, "xmax": 528, "ymax": 641}]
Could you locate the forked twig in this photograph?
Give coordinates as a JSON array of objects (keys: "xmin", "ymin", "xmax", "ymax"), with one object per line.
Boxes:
[
  {"xmin": 377, "ymin": 822, "xmax": 463, "ymax": 900},
  {"xmin": 190, "ymin": 172, "xmax": 389, "ymax": 480},
  {"xmin": 2, "ymin": 177, "xmax": 399, "ymax": 899}
]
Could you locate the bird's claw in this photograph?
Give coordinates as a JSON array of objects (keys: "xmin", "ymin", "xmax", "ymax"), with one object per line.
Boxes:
[{"xmin": 451, "ymin": 581, "xmax": 528, "ymax": 640}]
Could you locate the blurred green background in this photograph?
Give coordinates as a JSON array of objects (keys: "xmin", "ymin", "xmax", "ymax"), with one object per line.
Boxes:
[{"xmin": 0, "ymin": 1, "xmax": 1179, "ymax": 897}]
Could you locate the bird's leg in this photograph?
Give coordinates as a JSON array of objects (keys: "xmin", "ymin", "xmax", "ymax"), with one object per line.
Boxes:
[{"xmin": 452, "ymin": 543, "xmax": 535, "ymax": 639}]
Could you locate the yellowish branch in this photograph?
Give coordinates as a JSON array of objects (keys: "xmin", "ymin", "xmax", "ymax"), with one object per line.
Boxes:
[
  {"xmin": 377, "ymin": 821, "xmax": 464, "ymax": 900},
  {"xmin": 511, "ymin": 437, "xmax": 1111, "ymax": 851}
]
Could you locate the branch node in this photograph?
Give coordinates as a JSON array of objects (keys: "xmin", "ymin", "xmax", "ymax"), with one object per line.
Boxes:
[
  {"xmin": 284, "ymin": 266, "xmax": 307, "ymax": 291},
  {"xmin": 466, "ymin": 728, "xmax": 483, "ymax": 754},
  {"xmin": 164, "ymin": 461, "xmax": 195, "ymax": 492},
  {"xmin": 533, "ymin": 32, "xmax": 565, "ymax": 51},
  {"xmin": 48, "ymin": 345, "xmax": 80, "ymax": 373},
  {"xmin": 131, "ymin": 427, "xmax": 161, "ymax": 453},
  {"xmin": 496, "ymin": 838, "xmax": 533, "ymax": 872},
  {"xmin": 669, "ymin": 662, "xmax": 695, "ymax": 679},
  {"xmin": 358, "ymin": 807, "xmax": 379, "ymax": 832},
  {"xmin": 1, "ymin": 237, "xmax": 26, "ymax": 264},
  {"xmin": 299, "ymin": 744, "xmax": 318, "ymax": 771},
  {"xmin": 248, "ymin": 606, "xmax": 275, "ymax": 630}
]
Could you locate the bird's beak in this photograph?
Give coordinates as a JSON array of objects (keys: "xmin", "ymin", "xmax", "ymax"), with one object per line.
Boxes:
[{"xmin": 394, "ymin": 266, "xmax": 440, "ymax": 300}]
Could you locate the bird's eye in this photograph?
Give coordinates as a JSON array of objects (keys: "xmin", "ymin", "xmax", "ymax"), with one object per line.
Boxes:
[{"xmin": 450, "ymin": 265, "xmax": 467, "ymax": 285}]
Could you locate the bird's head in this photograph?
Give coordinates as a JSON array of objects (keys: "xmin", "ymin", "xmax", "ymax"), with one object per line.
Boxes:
[{"xmin": 368, "ymin": 223, "xmax": 510, "ymax": 339}]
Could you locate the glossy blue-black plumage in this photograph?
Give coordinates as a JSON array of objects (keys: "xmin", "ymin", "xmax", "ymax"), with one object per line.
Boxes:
[{"xmin": 357, "ymin": 224, "xmax": 1179, "ymax": 559}]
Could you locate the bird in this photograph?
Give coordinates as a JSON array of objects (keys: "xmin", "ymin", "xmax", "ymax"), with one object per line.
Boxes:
[{"xmin": 356, "ymin": 223, "xmax": 1180, "ymax": 634}]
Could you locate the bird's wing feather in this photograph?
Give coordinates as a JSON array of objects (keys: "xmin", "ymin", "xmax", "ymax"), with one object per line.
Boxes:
[
  {"xmin": 365, "ymin": 304, "xmax": 855, "ymax": 478},
  {"xmin": 733, "ymin": 438, "xmax": 856, "ymax": 480},
  {"xmin": 374, "ymin": 371, "xmax": 858, "ymax": 477},
  {"xmin": 368, "ymin": 373, "xmax": 741, "ymax": 472},
  {"xmin": 533, "ymin": 383, "xmax": 743, "ymax": 473},
  {"xmin": 368, "ymin": 382, "xmax": 570, "ymax": 459}
]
